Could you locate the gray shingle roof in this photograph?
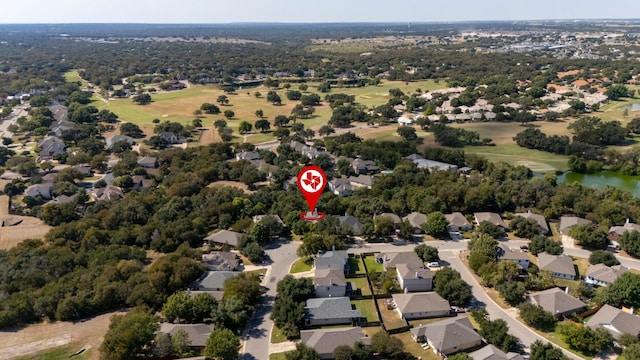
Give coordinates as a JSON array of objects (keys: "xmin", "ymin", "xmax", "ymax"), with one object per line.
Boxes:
[
  {"xmin": 193, "ymin": 271, "xmax": 239, "ymax": 291},
  {"xmin": 529, "ymin": 287, "xmax": 587, "ymax": 316},
  {"xmin": 538, "ymin": 253, "xmax": 576, "ymax": 278},
  {"xmin": 314, "ymin": 268, "xmax": 347, "ymax": 287},
  {"xmin": 410, "ymin": 317, "xmax": 481, "ymax": 355},
  {"xmin": 379, "ymin": 252, "xmax": 424, "ymax": 270},
  {"xmin": 396, "ymin": 263, "xmax": 433, "ymax": 281},
  {"xmin": 585, "ymin": 304, "xmax": 640, "ymax": 338},
  {"xmin": 445, "ymin": 212, "xmax": 471, "ymax": 229},
  {"xmin": 559, "ymin": 216, "xmax": 592, "ymax": 234},
  {"xmin": 474, "ymin": 212, "xmax": 507, "ymax": 228},
  {"xmin": 159, "ymin": 323, "xmax": 214, "ymax": 348},
  {"xmin": 515, "ymin": 211, "xmax": 549, "ymax": 234},
  {"xmin": 471, "ymin": 344, "xmax": 525, "ymax": 360},
  {"xmin": 301, "ymin": 327, "xmax": 371, "ymax": 357},
  {"xmin": 314, "ymin": 251, "xmax": 348, "ymax": 270},
  {"xmin": 403, "ymin": 212, "xmax": 427, "ymax": 228},
  {"xmin": 392, "ymin": 292, "xmax": 450, "ymax": 314},
  {"xmin": 305, "ymin": 297, "xmax": 361, "ymax": 321},
  {"xmin": 204, "ymin": 230, "xmax": 244, "ymax": 248},
  {"xmin": 585, "ymin": 264, "xmax": 628, "ymax": 285}
]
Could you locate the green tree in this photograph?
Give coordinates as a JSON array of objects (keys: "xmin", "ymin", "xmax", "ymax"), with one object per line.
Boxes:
[
  {"xmin": 559, "ymin": 322, "xmax": 613, "ymax": 355},
  {"xmin": 568, "ymin": 224, "xmax": 609, "ymax": 250},
  {"xmin": 588, "ymin": 250, "xmax": 620, "ymax": 266},
  {"xmin": 371, "ymin": 331, "xmax": 404, "ymax": 357},
  {"xmin": 204, "ymin": 328, "xmax": 240, "ymax": 360},
  {"xmin": 529, "ymin": 340, "xmax": 568, "ymax": 360},
  {"xmin": 509, "ymin": 216, "xmax": 540, "ymax": 239},
  {"xmin": 529, "ymin": 235, "xmax": 563, "ymax": 256},
  {"xmin": 518, "ymin": 303, "xmax": 556, "ymax": 331},
  {"xmin": 217, "ymin": 95, "xmax": 229, "ymax": 105},
  {"xmin": 191, "ymin": 293, "xmax": 218, "ymax": 323},
  {"xmin": 239, "ymin": 121, "xmax": 253, "ymax": 134},
  {"xmin": 318, "ymin": 125, "xmax": 335, "ymax": 136},
  {"xmin": 605, "ymin": 84, "xmax": 631, "ymax": 100},
  {"xmin": 100, "ymin": 310, "xmax": 158, "ymax": 360},
  {"xmin": 414, "ymin": 244, "xmax": 440, "ymax": 263},
  {"xmin": 171, "ymin": 329, "xmax": 194, "ymax": 358},
  {"xmin": 267, "ymin": 91, "xmax": 282, "ymax": 105},
  {"xmin": 201, "ymin": 102, "xmax": 221, "ymax": 114},
  {"xmin": 255, "ymin": 119, "xmax": 271, "ymax": 132},
  {"xmin": 152, "ymin": 332, "xmax": 172, "ymax": 358},
  {"xmin": 255, "ymin": 109, "xmax": 264, "ymax": 118},
  {"xmin": 433, "ymin": 267, "xmax": 472, "ymax": 306},
  {"xmin": 593, "ymin": 272, "xmax": 640, "ymax": 309},
  {"xmin": 120, "ymin": 123, "xmax": 144, "ymax": 138},
  {"xmin": 478, "ymin": 221, "xmax": 505, "ymax": 239},
  {"xmin": 497, "ymin": 281, "xmax": 526, "ymax": 306},
  {"xmin": 333, "ymin": 345, "xmax": 354, "ymax": 360},
  {"xmin": 619, "ymin": 230, "xmax": 640, "ymax": 258},
  {"xmin": 285, "ymin": 343, "xmax": 320, "ymax": 360},
  {"xmin": 224, "ymin": 110, "xmax": 235, "ymax": 119},
  {"xmin": 397, "ymin": 126, "xmax": 418, "ymax": 141},
  {"xmin": 132, "ymin": 93, "xmax": 152, "ymax": 105},
  {"xmin": 421, "ymin": 211, "xmax": 449, "ymax": 238},
  {"xmin": 621, "ymin": 343, "xmax": 640, "ymax": 360}
]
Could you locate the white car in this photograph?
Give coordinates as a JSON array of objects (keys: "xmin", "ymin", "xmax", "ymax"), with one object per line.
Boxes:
[{"xmin": 428, "ymin": 262, "xmax": 440, "ymax": 268}]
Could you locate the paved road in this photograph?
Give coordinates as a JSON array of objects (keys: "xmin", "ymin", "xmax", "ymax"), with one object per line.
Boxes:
[
  {"xmin": 0, "ymin": 105, "xmax": 28, "ymax": 139},
  {"xmin": 242, "ymin": 240, "xmax": 300, "ymax": 360}
]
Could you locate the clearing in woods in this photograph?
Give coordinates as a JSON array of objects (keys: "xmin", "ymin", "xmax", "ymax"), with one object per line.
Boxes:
[
  {"xmin": 0, "ymin": 310, "xmax": 125, "ymax": 360},
  {"xmin": 0, "ymin": 195, "xmax": 51, "ymax": 250}
]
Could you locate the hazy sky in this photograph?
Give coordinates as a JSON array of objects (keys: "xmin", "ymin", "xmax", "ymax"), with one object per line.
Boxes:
[{"xmin": 1, "ymin": 0, "xmax": 639, "ymax": 23}]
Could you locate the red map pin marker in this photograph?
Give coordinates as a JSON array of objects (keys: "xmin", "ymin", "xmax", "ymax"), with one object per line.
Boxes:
[{"xmin": 297, "ymin": 165, "xmax": 327, "ymax": 221}]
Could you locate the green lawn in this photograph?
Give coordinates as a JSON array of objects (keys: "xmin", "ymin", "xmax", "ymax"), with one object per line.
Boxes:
[
  {"xmin": 352, "ymin": 299, "xmax": 378, "ymax": 322},
  {"xmin": 463, "ymin": 144, "xmax": 569, "ymax": 172},
  {"xmin": 348, "ymin": 257, "xmax": 365, "ymax": 275},
  {"xmin": 269, "ymin": 352, "xmax": 289, "ymax": 360},
  {"xmin": 14, "ymin": 344, "xmax": 91, "ymax": 360},
  {"xmin": 290, "ymin": 256, "xmax": 313, "ymax": 273},
  {"xmin": 393, "ymin": 331, "xmax": 442, "ymax": 360},
  {"xmin": 363, "ymin": 255, "xmax": 384, "ymax": 274},
  {"xmin": 64, "ymin": 70, "xmax": 88, "ymax": 86},
  {"xmin": 270, "ymin": 324, "xmax": 288, "ymax": 344},
  {"xmin": 349, "ymin": 277, "xmax": 372, "ymax": 296}
]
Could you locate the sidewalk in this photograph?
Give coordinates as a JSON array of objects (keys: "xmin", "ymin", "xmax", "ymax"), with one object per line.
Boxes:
[{"xmin": 269, "ymin": 340, "xmax": 298, "ymax": 354}]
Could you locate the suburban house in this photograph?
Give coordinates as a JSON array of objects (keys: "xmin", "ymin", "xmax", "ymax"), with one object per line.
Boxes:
[
  {"xmin": 191, "ymin": 271, "xmax": 239, "ymax": 291},
  {"xmin": 609, "ymin": 219, "xmax": 640, "ymax": 240},
  {"xmin": 375, "ymin": 213, "xmax": 402, "ymax": 225},
  {"xmin": 314, "ymin": 250, "xmax": 349, "ymax": 272},
  {"xmin": 158, "ymin": 323, "xmax": 214, "ymax": 349},
  {"xmin": 25, "ymin": 183, "xmax": 53, "ymax": 199},
  {"xmin": 474, "ymin": 212, "xmax": 508, "ymax": 229},
  {"xmin": 137, "ymin": 156, "xmax": 158, "ymax": 168},
  {"xmin": 392, "ymin": 292, "xmax": 451, "ymax": 320},
  {"xmin": 300, "ymin": 327, "xmax": 371, "ymax": 360},
  {"xmin": 538, "ymin": 252, "xmax": 576, "ymax": 280},
  {"xmin": 290, "ymin": 140, "xmax": 322, "ymax": 159},
  {"xmin": 38, "ymin": 135, "xmax": 66, "ymax": 160},
  {"xmin": 236, "ymin": 151, "xmax": 261, "ymax": 161},
  {"xmin": 132, "ymin": 175, "xmax": 153, "ymax": 191},
  {"xmin": 515, "ymin": 211, "xmax": 550, "ymax": 235},
  {"xmin": 304, "ymin": 297, "xmax": 361, "ymax": 326},
  {"xmin": 403, "ymin": 212, "xmax": 427, "ymax": 233},
  {"xmin": 90, "ymin": 185, "xmax": 124, "ymax": 202},
  {"xmin": 405, "ymin": 154, "xmax": 458, "ymax": 172},
  {"xmin": 351, "ymin": 158, "xmax": 379, "ymax": 175},
  {"xmin": 470, "ymin": 344, "xmax": 525, "ymax": 360},
  {"xmin": 202, "ymin": 251, "xmax": 241, "ymax": 271},
  {"xmin": 377, "ymin": 252, "xmax": 424, "ymax": 271},
  {"xmin": 584, "ymin": 264, "xmax": 628, "ymax": 287},
  {"xmin": 347, "ymin": 174, "xmax": 375, "ymax": 189},
  {"xmin": 158, "ymin": 131, "xmax": 188, "ymax": 145},
  {"xmin": 445, "ymin": 212, "xmax": 472, "ymax": 232},
  {"xmin": 105, "ymin": 134, "xmax": 135, "ymax": 149},
  {"xmin": 396, "ymin": 264, "xmax": 434, "ymax": 292},
  {"xmin": 528, "ymin": 287, "xmax": 587, "ymax": 318},
  {"xmin": 585, "ymin": 304, "xmax": 640, "ymax": 339},
  {"xmin": 253, "ymin": 214, "xmax": 285, "ymax": 226},
  {"xmin": 314, "ymin": 268, "xmax": 349, "ymax": 298},
  {"xmin": 410, "ymin": 317, "xmax": 482, "ymax": 356},
  {"xmin": 497, "ymin": 244, "xmax": 530, "ymax": 270},
  {"xmin": 328, "ymin": 177, "xmax": 353, "ymax": 197},
  {"xmin": 204, "ymin": 229, "xmax": 245, "ymax": 248},
  {"xmin": 559, "ymin": 216, "xmax": 592, "ymax": 235},
  {"xmin": 338, "ymin": 215, "xmax": 364, "ymax": 235}
]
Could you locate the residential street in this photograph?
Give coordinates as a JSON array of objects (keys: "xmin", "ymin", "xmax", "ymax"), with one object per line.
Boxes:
[{"xmin": 242, "ymin": 240, "xmax": 300, "ymax": 360}]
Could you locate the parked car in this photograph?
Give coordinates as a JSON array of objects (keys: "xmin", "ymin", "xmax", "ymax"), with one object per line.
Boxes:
[{"xmin": 428, "ymin": 262, "xmax": 440, "ymax": 268}]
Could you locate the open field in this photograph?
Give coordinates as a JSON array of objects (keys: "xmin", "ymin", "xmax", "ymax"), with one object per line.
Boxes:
[
  {"xmin": 206, "ymin": 180, "xmax": 254, "ymax": 194},
  {"xmin": 14, "ymin": 343, "xmax": 92, "ymax": 360},
  {"xmin": 0, "ymin": 195, "xmax": 51, "ymax": 250},
  {"xmin": 463, "ymin": 144, "xmax": 569, "ymax": 172},
  {"xmin": 0, "ymin": 310, "xmax": 124, "ymax": 360}
]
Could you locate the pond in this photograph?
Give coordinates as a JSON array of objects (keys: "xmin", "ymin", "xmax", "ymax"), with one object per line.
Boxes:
[
  {"xmin": 556, "ymin": 171, "xmax": 640, "ymax": 197},
  {"xmin": 620, "ymin": 103, "xmax": 640, "ymax": 111}
]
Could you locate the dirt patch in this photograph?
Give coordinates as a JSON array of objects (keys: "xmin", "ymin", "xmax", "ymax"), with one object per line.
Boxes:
[
  {"xmin": 1, "ymin": 195, "xmax": 51, "ymax": 250},
  {"xmin": 207, "ymin": 180, "xmax": 254, "ymax": 194},
  {"xmin": 0, "ymin": 310, "xmax": 125, "ymax": 360},
  {"xmin": 198, "ymin": 127, "xmax": 221, "ymax": 146}
]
